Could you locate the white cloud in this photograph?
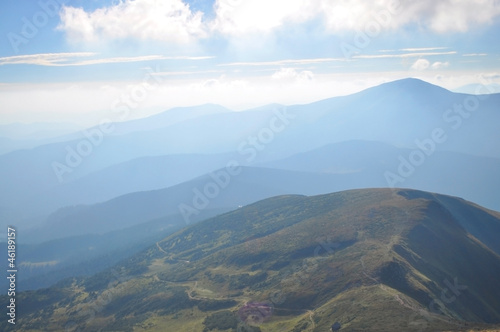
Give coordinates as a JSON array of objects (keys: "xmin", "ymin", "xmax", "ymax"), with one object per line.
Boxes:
[
  {"xmin": 325, "ymin": 0, "xmax": 500, "ymax": 33},
  {"xmin": 411, "ymin": 59, "xmax": 430, "ymax": 71},
  {"xmin": 431, "ymin": 61, "xmax": 450, "ymax": 69},
  {"xmin": 409, "ymin": 59, "xmax": 450, "ymax": 71},
  {"xmin": 211, "ymin": 0, "xmax": 317, "ymax": 35},
  {"xmin": 271, "ymin": 68, "xmax": 314, "ymax": 81},
  {"xmin": 211, "ymin": 0, "xmax": 500, "ymax": 36},
  {"xmin": 425, "ymin": 0, "xmax": 500, "ymax": 32},
  {"xmin": 58, "ymin": 0, "xmax": 206, "ymax": 44},
  {"xmin": 272, "ymin": 68, "xmax": 298, "ymax": 80},
  {"xmin": 297, "ymin": 71, "xmax": 314, "ymax": 82}
]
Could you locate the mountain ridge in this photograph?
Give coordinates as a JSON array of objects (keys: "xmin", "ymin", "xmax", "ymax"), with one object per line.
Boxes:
[{"xmin": 5, "ymin": 188, "xmax": 500, "ymax": 331}]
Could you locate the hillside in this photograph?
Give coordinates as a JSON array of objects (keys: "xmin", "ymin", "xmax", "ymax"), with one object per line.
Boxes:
[
  {"xmin": 5, "ymin": 188, "xmax": 500, "ymax": 332},
  {"xmin": 0, "ymin": 212, "xmax": 216, "ymax": 292}
]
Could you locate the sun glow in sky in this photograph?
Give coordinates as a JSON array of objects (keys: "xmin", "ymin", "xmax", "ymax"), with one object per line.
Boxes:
[{"xmin": 1, "ymin": 0, "xmax": 500, "ymax": 125}]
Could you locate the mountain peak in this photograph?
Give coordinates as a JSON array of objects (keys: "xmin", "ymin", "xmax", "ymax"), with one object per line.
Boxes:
[{"xmin": 378, "ymin": 77, "xmax": 452, "ymax": 94}]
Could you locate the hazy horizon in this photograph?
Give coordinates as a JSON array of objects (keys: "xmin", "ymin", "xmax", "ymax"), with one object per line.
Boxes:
[{"xmin": 1, "ymin": 0, "xmax": 500, "ymax": 126}]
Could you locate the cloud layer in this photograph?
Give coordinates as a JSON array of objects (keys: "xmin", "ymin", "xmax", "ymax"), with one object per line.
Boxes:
[{"xmin": 57, "ymin": 0, "xmax": 500, "ymax": 43}]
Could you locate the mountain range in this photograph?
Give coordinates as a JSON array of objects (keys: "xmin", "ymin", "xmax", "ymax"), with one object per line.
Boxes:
[
  {"xmin": 1, "ymin": 78, "xmax": 499, "ymax": 330},
  {"xmin": 1, "ymin": 78, "xmax": 500, "ymax": 294},
  {"xmin": 1, "ymin": 78, "xmax": 499, "ymax": 227}
]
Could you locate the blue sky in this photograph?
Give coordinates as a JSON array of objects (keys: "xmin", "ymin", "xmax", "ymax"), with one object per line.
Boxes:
[{"xmin": 1, "ymin": 0, "xmax": 499, "ymax": 125}]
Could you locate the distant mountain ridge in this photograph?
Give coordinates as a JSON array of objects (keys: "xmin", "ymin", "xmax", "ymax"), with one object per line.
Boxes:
[
  {"xmin": 1, "ymin": 78, "xmax": 499, "ymax": 227},
  {"xmin": 22, "ymin": 140, "xmax": 500, "ymax": 243},
  {"xmin": 0, "ymin": 104, "xmax": 231, "ymax": 155},
  {"xmin": 104, "ymin": 103, "xmax": 232, "ymax": 136},
  {"xmin": 260, "ymin": 140, "xmax": 500, "ymax": 211},
  {"xmin": 25, "ymin": 166, "xmax": 360, "ymax": 242}
]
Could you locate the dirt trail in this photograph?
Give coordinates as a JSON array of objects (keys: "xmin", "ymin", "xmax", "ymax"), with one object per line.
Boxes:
[
  {"xmin": 156, "ymin": 241, "xmax": 168, "ymax": 254},
  {"xmin": 307, "ymin": 310, "xmax": 316, "ymax": 330}
]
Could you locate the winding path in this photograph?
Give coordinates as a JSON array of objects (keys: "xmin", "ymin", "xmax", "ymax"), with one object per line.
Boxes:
[
  {"xmin": 156, "ymin": 241, "xmax": 168, "ymax": 255},
  {"xmin": 307, "ymin": 310, "xmax": 316, "ymax": 330}
]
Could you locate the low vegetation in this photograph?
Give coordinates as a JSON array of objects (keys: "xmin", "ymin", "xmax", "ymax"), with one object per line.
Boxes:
[{"xmin": 2, "ymin": 189, "xmax": 500, "ymax": 331}]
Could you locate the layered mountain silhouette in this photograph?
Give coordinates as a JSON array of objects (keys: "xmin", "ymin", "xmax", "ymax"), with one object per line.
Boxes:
[
  {"xmin": 1, "ymin": 79, "xmax": 499, "ymax": 227},
  {"xmin": 25, "ymin": 138, "xmax": 500, "ymax": 242},
  {"xmin": 24, "ymin": 166, "xmax": 361, "ymax": 242},
  {"xmin": 3, "ymin": 189, "xmax": 500, "ymax": 331}
]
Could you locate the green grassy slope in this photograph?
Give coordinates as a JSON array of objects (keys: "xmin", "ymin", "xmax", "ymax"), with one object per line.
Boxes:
[{"xmin": 3, "ymin": 188, "xmax": 500, "ymax": 332}]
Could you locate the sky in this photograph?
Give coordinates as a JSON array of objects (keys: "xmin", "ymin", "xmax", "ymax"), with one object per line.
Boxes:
[{"xmin": 0, "ymin": 0, "xmax": 499, "ymax": 125}]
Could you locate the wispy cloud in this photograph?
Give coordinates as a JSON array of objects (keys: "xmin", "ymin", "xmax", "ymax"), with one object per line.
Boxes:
[
  {"xmin": 163, "ymin": 56, "xmax": 214, "ymax": 60},
  {"xmin": 219, "ymin": 58, "xmax": 346, "ymax": 67},
  {"xmin": 399, "ymin": 47, "xmax": 448, "ymax": 52},
  {"xmin": 378, "ymin": 47, "xmax": 448, "ymax": 53},
  {"xmin": 0, "ymin": 53, "xmax": 97, "ymax": 66},
  {"xmin": 462, "ymin": 53, "xmax": 488, "ymax": 56},
  {"xmin": 0, "ymin": 53, "xmax": 214, "ymax": 67},
  {"xmin": 63, "ymin": 55, "xmax": 170, "ymax": 66},
  {"xmin": 151, "ymin": 70, "xmax": 222, "ymax": 76},
  {"xmin": 354, "ymin": 51, "xmax": 457, "ymax": 59}
]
